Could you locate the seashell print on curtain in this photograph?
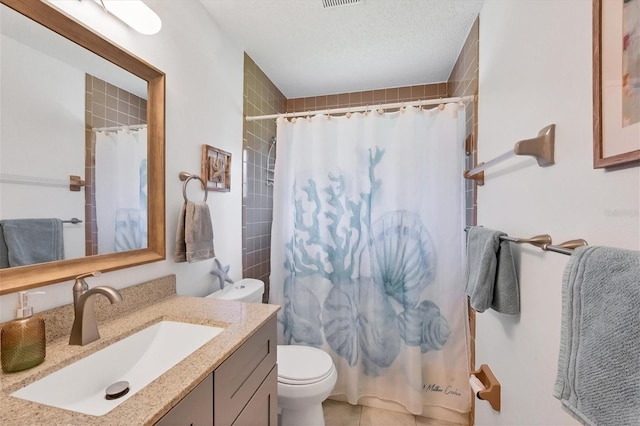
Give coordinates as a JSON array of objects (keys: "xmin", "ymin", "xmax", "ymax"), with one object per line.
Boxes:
[{"xmin": 270, "ymin": 105, "xmax": 470, "ymax": 420}]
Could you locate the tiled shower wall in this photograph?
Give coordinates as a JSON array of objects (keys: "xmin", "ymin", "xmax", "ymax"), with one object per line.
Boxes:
[
  {"xmin": 242, "ymin": 54, "xmax": 286, "ymax": 302},
  {"xmin": 84, "ymin": 75, "xmax": 147, "ymax": 255},
  {"xmin": 448, "ymin": 18, "xmax": 479, "ymax": 229},
  {"xmin": 447, "ymin": 18, "xmax": 479, "ymax": 426},
  {"xmin": 286, "ymin": 83, "xmax": 449, "ymax": 113}
]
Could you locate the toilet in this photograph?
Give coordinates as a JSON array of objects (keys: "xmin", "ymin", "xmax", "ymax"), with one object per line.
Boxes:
[
  {"xmin": 204, "ymin": 279, "xmax": 337, "ymax": 426},
  {"xmin": 204, "ymin": 278, "xmax": 264, "ymax": 303},
  {"xmin": 277, "ymin": 344, "xmax": 337, "ymax": 426}
]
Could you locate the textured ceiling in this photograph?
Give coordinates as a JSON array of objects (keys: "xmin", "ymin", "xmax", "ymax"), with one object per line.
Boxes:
[{"xmin": 199, "ymin": 0, "xmax": 484, "ymax": 98}]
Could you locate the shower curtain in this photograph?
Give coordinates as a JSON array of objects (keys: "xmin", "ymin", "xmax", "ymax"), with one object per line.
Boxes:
[
  {"xmin": 270, "ymin": 104, "xmax": 470, "ymax": 419},
  {"xmin": 95, "ymin": 127, "xmax": 148, "ymax": 253}
]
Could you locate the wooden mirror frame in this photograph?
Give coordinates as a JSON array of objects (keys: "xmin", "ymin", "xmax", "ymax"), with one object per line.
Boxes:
[{"xmin": 0, "ymin": 0, "xmax": 166, "ymax": 295}]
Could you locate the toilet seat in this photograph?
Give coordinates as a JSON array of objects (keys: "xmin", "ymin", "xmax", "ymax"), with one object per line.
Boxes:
[{"xmin": 277, "ymin": 345, "xmax": 335, "ymax": 385}]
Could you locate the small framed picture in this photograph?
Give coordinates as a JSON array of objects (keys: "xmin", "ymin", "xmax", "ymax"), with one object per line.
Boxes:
[
  {"xmin": 593, "ymin": 0, "xmax": 640, "ymax": 168},
  {"xmin": 201, "ymin": 144, "xmax": 231, "ymax": 192}
]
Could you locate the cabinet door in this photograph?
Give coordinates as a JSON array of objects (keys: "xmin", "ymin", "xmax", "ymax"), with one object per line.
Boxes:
[
  {"xmin": 214, "ymin": 317, "xmax": 276, "ymax": 425},
  {"xmin": 233, "ymin": 365, "xmax": 277, "ymax": 426},
  {"xmin": 155, "ymin": 374, "xmax": 213, "ymax": 426}
]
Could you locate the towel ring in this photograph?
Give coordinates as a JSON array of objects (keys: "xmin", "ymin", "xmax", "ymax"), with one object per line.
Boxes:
[{"xmin": 179, "ymin": 172, "xmax": 207, "ymax": 202}]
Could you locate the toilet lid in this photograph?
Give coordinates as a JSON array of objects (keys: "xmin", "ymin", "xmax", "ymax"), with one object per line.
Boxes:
[{"xmin": 277, "ymin": 345, "xmax": 334, "ymax": 385}]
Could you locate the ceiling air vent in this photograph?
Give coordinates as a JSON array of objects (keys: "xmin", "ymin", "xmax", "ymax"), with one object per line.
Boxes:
[{"xmin": 322, "ymin": 0, "xmax": 363, "ymax": 9}]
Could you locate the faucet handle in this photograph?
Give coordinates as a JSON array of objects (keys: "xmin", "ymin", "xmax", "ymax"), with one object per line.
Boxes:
[
  {"xmin": 75, "ymin": 271, "xmax": 101, "ymax": 286},
  {"xmin": 73, "ymin": 271, "xmax": 102, "ymax": 306},
  {"xmin": 75, "ymin": 271, "xmax": 102, "ymax": 281}
]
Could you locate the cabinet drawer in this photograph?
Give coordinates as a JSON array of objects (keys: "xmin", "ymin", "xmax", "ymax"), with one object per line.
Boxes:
[
  {"xmin": 232, "ymin": 365, "xmax": 277, "ymax": 426},
  {"xmin": 214, "ymin": 316, "xmax": 276, "ymax": 425}
]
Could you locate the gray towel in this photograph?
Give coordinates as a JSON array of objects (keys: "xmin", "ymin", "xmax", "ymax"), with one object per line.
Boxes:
[
  {"xmin": 174, "ymin": 201, "xmax": 215, "ymax": 263},
  {"xmin": 0, "ymin": 218, "xmax": 64, "ymax": 267},
  {"xmin": 465, "ymin": 227, "xmax": 519, "ymax": 314},
  {"xmin": 0, "ymin": 224, "xmax": 9, "ymax": 269},
  {"xmin": 554, "ymin": 246, "xmax": 640, "ymax": 425}
]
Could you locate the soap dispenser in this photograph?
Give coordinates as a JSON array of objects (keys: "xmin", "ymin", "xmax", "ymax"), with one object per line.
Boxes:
[{"xmin": 1, "ymin": 291, "xmax": 46, "ymax": 373}]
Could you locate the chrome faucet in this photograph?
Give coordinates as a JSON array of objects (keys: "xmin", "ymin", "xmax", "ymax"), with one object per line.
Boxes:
[{"xmin": 69, "ymin": 272, "xmax": 123, "ymax": 346}]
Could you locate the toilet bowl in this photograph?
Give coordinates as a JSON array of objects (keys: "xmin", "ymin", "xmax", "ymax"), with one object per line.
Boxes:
[
  {"xmin": 204, "ymin": 279, "xmax": 337, "ymax": 426},
  {"xmin": 277, "ymin": 345, "xmax": 337, "ymax": 426}
]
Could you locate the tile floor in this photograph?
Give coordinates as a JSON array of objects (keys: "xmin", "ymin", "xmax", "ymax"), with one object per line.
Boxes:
[{"xmin": 322, "ymin": 400, "xmax": 465, "ymax": 426}]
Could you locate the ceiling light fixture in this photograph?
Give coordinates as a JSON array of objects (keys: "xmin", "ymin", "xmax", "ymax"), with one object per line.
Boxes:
[{"xmin": 98, "ymin": 0, "xmax": 162, "ymax": 35}]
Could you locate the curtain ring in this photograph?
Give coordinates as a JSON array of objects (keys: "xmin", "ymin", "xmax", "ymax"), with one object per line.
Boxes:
[{"xmin": 179, "ymin": 172, "xmax": 207, "ymax": 202}]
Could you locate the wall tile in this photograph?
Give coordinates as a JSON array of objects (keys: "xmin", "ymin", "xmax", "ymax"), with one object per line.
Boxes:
[
  {"xmin": 242, "ymin": 55, "xmax": 284, "ymax": 299},
  {"xmin": 447, "ymin": 18, "xmax": 479, "ymax": 426}
]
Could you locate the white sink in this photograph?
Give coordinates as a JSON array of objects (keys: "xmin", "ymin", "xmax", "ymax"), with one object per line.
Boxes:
[{"xmin": 11, "ymin": 321, "xmax": 224, "ymax": 416}]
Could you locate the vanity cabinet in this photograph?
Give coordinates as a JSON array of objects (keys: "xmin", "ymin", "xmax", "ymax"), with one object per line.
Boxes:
[
  {"xmin": 155, "ymin": 374, "xmax": 214, "ymax": 426},
  {"xmin": 155, "ymin": 316, "xmax": 277, "ymax": 426},
  {"xmin": 214, "ymin": 316, "xmax": 277, "ymax": 426}
]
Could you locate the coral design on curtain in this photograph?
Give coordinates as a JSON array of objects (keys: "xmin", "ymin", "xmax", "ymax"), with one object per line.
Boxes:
[
  {"xmin": 270, "ymin": 105, "xmax": 470, "ymax": 419},
  {"xmin": 95, "ymin": 127, "xmax": 148, "ymax": 254}
]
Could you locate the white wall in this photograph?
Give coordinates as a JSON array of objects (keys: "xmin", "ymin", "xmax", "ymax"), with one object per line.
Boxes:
[
  {"xmin": 1, "ymin": 35, "xmax": 86, "ymax": 260},
  {"xmin": 476, "ymin": 1, "xmax": 640, "ymax": 425},
  {"xmin": 0, "ymin": 0, "xmax": 245, "ymax": 321}
]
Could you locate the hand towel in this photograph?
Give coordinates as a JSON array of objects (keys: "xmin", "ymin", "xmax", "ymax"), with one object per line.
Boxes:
[
  {"xmin": 0, "ymin": 218, "xmax": 64, "ymax": 267},
  {"xmin": 174, "ymin": 201, "xmax": 215, "ymax": 263},
  {"xmin": 554, "ymin": 246, "xmax": 640, "ymax": 426},
  {"xmin": 465, "ymin": 226, "xmax": 519, "ymax": 314}
]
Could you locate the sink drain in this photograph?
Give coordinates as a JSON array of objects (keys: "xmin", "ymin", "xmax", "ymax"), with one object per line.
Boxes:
[{"xmin": 105, "ymin": 381, "xmax": 130, "ymax": 400}]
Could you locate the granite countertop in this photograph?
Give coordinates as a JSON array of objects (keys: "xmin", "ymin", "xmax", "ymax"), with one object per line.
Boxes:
[{"xmin": 0, "ymin": 295, "xmax": 279, "ymax": 425}]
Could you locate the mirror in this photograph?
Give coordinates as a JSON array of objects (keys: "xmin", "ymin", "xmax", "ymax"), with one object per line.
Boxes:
[{"xmin": 0, "ymin": 0, "xmax": 165, "ymax": 295}]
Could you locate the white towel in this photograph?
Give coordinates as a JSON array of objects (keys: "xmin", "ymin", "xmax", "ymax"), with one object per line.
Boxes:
[
  {"xmin": 554, "ymin": 246, "xmax": 640, "ymax": 425},
  {"xmin": 174, "ymin": 201, "xmax": 215, "ymax": 263}
]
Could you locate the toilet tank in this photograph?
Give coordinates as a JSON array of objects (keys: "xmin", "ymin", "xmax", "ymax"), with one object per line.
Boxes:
[{"xmin": 204, "ymin": 278, "xmax": 264, "ymax": 303}]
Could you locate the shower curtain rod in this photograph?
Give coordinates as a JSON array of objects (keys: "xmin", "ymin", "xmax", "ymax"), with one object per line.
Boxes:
[
  {"xmin": 245, "ymin": 95, "xmax": 475, "ymax": 121},
  {"xmin": 92, "ymin": 124, "xmax": 147, "ymax": 132}
]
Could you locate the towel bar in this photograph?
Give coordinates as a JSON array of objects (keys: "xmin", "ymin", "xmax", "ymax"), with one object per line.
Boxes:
[
  {"xmin": 0, "ymin": 173, "xmax": 85, "ymax": 192},
  {"xmin": 503, "ymin": 235, "xmax": 588, "ymax": 256},
  {"xmin": 62, "ymin": 218, "xmax": 83, "ymax": 224},
  {"xmin": 465, "ymin": 227, "xmax": 588, "ymax": 256},
  {"xmin": 69, "ymin": 175, "xmax": 86, "ymax": 192},
  {"xmin": 464, "ymin": 124, "xmax": 555, "ymax": 186},
  {"xmin": 179, "ymin": 172, "xmax": 207, "ymax": 202}
]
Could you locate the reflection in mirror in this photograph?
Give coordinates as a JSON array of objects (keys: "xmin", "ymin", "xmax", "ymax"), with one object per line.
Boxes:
[
  {"xmin": 0, "ymin": 0, "xmax": 165, "ymax": 294},
  {"xmin": 1, "ymin": 5, "xmax": 149, "ymax": 267},
  {"xmin": 87, "ymin": 75, "xmax": 148, "ymax": 256}
]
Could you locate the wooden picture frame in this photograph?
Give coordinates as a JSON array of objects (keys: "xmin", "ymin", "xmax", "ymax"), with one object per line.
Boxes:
[
  {"xmin": 201, "ymin": 144, "xmax": 231, "ymax": 192},
  {"xmin": 593, "ymin": 0, "xmax": 640, "ymax": 168}
]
